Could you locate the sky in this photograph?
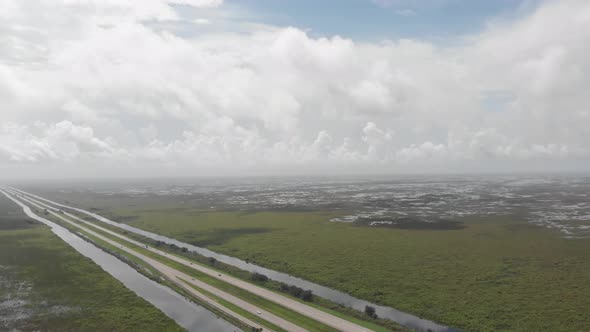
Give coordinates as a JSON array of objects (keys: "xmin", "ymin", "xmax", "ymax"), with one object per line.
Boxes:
[{"xmin": 1, "ymin": 0, "xmax": 589, "ymax": 179}]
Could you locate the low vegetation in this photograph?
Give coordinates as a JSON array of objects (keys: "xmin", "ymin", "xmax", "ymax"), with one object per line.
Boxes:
[
  {"xmin": 101, "ymin": 205, "xmax": 590, "ymax": 331},
  {"xmin": 66, "ymin": 208, "xmax": 405, "ymax": 331},
  {"xmin": 278, "ymin": 283, "xmax": 314, "ymax": 302},
  {"xmin": 0, "ymin": 195, "xmax": 183, "ymax": 332}
]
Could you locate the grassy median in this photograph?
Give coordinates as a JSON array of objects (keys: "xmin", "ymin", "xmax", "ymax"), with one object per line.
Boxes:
[
  {"xmin": 64, "ymin": 208, "xmax": 404, "ymax": 332},
  {"xmin": 0, "ymin": 195, "xmax": 183, "ymax": 332},
  {"xmin": 46, "ymin": 209, "xmax": 342, "ymax": 332},
  {"xmin": 102, "ymin": 205, "xmax": 590, "ymax": 331}
]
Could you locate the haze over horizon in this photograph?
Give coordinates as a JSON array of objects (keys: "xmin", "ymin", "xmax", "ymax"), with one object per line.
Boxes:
[{"xmin": 2, "ymin": 0, "xmax": 589, "ymax": 179}]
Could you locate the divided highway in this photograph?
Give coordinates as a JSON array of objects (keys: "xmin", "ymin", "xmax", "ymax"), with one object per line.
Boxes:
[{"xmin": 6, "ymin": 187, "xmax": 374, "ymax": 332}]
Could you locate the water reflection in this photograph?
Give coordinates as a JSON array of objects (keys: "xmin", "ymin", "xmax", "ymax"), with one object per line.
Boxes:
[
  {"xmin": 2, "ymin": 191, "xmax": 238, "ymax": 332},
  {"xmin": 68, "ymin": 203, "xmax": 452, "ymax": 332}
]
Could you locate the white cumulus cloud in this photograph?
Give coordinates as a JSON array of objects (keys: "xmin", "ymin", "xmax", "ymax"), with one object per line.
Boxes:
[{"xmin": 1, "ymin": 0, "xmax": 589, "ymax": 177}]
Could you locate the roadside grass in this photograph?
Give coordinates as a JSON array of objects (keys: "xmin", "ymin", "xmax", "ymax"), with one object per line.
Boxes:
[
  {"xmin": 43, "ymin": 212, "xmax": 256, "ymax": 332},
  {"xmin": 45, "ymin": 210, "xmax": 340, "ymax": 332},
  {"xmin": 103, "ymin": 206, "xmax": 590, "ymax": 331},
  {"xmin": 177, "ymin": 277, "xmax": 288, "ymax": 332},
  {"xmin": 66, "ymin": 210, "xmax": 404, "ymax": 331},
  {"xmin": 0, "ymin": 195, "xmax": 39, "ymax": 230},
  {"xmin": 164, "ymin": 259, "xmax": 340, "ymax": 332},
  {"xmin": 0, "ymin": 196, "xmax": 183, "ymax": 332}
]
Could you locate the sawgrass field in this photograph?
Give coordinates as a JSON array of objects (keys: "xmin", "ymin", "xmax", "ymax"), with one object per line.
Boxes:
[
  {"xmin": 100, "ymin": 203, "xmax": 590, "ymax": 331},
  {"xmin": 0, "ymin": 195, "xmax": 183, "ymax": 332}
]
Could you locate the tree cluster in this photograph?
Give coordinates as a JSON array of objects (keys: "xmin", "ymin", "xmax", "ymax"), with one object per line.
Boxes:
[
  {"xmin": 251, "ymin": 272, "xmax": 269, "ymax": 283},
  {"xmin": 278, "ymin": 283, "xmax": 313, "ymax": 302},
  {"xmin": 364, "ymin": 305, "xmax": 378, "ymax": 319}
]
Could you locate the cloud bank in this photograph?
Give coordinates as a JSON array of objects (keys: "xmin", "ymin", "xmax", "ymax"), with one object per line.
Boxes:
[{"xmin": 1, "ymin": 0, "xmax": 589, "ymax": 177}]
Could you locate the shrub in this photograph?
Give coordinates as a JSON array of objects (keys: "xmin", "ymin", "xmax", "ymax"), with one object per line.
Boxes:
[
  {"xmin": 364, "ymin": 305, "xmax": 378, "ymax": 319},
  {"xmin": 301, "ymin": 290, "xmax": 313, "ymax": 302},
  {"xmin": 251, "ymin": 272, "xmax": 269, "ymax": 283}
]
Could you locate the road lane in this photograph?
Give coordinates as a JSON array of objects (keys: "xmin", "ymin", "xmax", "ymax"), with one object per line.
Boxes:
[
  {"xmin": 9, "ymin": 190, "xmax": 311, "ymax": 332},
  {"xmin": 11, "ymin": 186, "xmax": 374, "ymax": 332}
]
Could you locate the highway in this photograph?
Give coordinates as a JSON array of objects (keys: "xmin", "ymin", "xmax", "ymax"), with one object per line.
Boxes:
[
  {"xmin": 7, "ymin": 187, "xmax": 373, "ymax": 332},
  {"xmin": 6, "ymin": 189, "xmax": 302, "ymax": 332}
]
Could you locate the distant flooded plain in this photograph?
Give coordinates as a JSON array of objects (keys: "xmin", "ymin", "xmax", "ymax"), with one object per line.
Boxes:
[{"xmin": 17, "ymin": 174, "xmax": 590, "ymax": 331}]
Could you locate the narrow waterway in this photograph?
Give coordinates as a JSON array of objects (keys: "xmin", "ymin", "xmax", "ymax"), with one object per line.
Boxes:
[
  {"xmin": 1, "ymin": 190, "xmax": 239, "ymax": 332},
  {"xmin": 14, "ymin": 187, "xmax": 455, "ymax": 332}
]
